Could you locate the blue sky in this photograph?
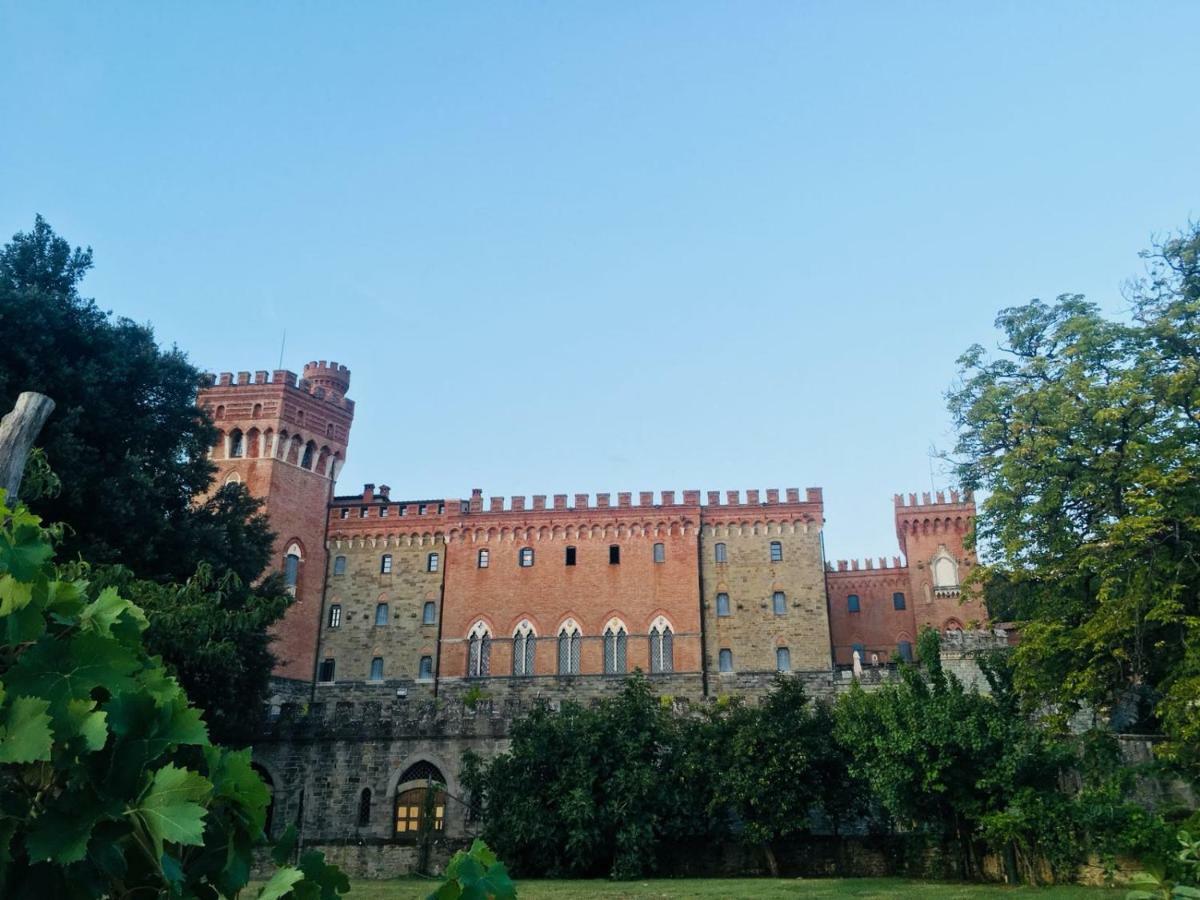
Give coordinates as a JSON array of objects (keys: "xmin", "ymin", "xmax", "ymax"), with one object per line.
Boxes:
[{"xmin": 2, "ymin": 3, "xmax": 1197, "ymax": 561}]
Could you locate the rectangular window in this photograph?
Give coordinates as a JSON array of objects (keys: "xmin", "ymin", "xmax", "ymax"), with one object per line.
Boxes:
[
  {"xmin": 718, "ymin": 649, "xmax": 733, "ymax": 673},
  {"xmin": 478, "ymin": 549, "xmax": 489, "ymax": 568},
  {"xmin": 375, "ymin": 603, "xmax": 388, "ymax": 626},
  {"xmin": 772, "ymin": 591, "xmax": 786, "ymax": 615},
  {"xmin": 461, "ymin": 501, "xmax": 470, "ymax": 514},
  {"xmin": 716, "ymin": 593, "xmax": 730, "ymax": 617},
  {"xmin": 609, "ymin": 545, "xmax": 620, "ymax": 565},
  {"xmin": 419, "ymin": 655, "xmax": 433, "ymax": 680},
  {"xmin": 565, "ymin": 546, "xmax": 576, "ymax": 566},
  {"xmin": 427, "ymin": 553, "xmax": 439, "ymax": 572},
  {"xmin": 847, "ymin": 594, "xmax": 860, "ymax": 613},
  {"xmin": 423, "ymin": 601, "xmax": 436, "ymax": 624},
  {"xmin": 333, "ymin": 555, "xmax": 346, "ymax": 576},
  {"xmin": 898, "ymin": 641, "xmax": 914, "ymax": 662},
  {"xmin": 370, "ymin": 657, "xmax": 384, "ymax": 681},
  {"xmin": 318, "ymin": 658, "xmax": 335, "ymax": 682},
  {"xmin": 653, "ymin": 543, "xmax": 665, "ymax": 563},
  {"xmin": 328, "ymin": 604, "xmax": 342, "ymax": 628},
  {"xmin": 359, "ymin": 507, "xmax": 368, "ymax": 518},
  {"xmin": 715, "ymin": 542, "xmax": 727, "ymax": 563},
  {"xmin": 380, "ymin": 554, "xmax": 392, "ymax": 575},
  {"xmin": 776, "ymin": 647, "xmax": 791, "ymax": 672},
  {"xmin": 770, "ymin": 541, "xmax": 783, "ymax": 562},
  {"xmin": 893, "ymin": 592, "xmax": 906, "ymax": 610},
  {"xmin": 519, "ymin": 547, "xmax": 534, "ymax": 567}
]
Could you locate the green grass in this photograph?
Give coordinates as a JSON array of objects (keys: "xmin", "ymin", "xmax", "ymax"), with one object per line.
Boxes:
[{"xmin": 335, "ymin": 877, "xmax": 1125, "ymax": 899}]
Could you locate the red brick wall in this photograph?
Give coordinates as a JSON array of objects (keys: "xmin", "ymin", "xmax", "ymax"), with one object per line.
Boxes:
[
  {"xmin": 439, "ymin": 494, "xmax": 703, "ymax": 680},
  {"xmin": 894, "ymin": 492, "xmax": 986, "ymax": 631},
  {"xmin": 826, "ymin": 563, "xmax": 914, "ymax": 664}
]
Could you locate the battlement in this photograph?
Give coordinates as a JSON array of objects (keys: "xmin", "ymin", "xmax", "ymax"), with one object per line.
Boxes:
[
  {"xmin": 205, "ymin": 364, "xmax": 355, "ymax": 412},
  {"xmin": 894, "ymin": 489, "xmax": 972, "ymax": 510},
  {"xmin": 827, "ymin": 556, "xmax": 905, "ymax": 573},
  {"xmin": 461, "ymin": 487, "xmax": 820, "ymax": 514}
]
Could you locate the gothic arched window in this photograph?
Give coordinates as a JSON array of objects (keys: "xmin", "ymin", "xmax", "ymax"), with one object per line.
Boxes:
[
  {"xmin": 557, "ymin": 620, "xmax": 581, "ymax": 675},
  {"xmin": 467, "ymin": 621, "xmax": 491, "ymax": 678},
  {"xmin": 603, "ymin": 619, "xmax": 627, "ymax": 675},
  {"xmin": 512, "ymin": 621, "xmax": 536, "ymax": 677},
  {"xmin": 649, "ymin": 617, "xmax": 673, "ymax": 674}
]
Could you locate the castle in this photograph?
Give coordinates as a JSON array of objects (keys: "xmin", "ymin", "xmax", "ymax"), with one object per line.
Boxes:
[{"xmin": 200, "ymin": 360, "xmax": 989, "ymax": 875}]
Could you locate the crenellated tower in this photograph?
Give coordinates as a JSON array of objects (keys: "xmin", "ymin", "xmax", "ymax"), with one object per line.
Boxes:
[
  {"xmin": 198, "ymin": 361, "xmax": 355, "ymax": 682},
  {"xmin": 893, "ymin": 490, "xmax": 985, "ymax": 631}
]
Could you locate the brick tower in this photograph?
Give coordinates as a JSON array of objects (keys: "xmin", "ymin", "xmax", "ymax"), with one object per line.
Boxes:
[
  {"xmin": 893, "ymin": 490, "xmax": 986, "ymax": 631},
  {"xmin": 198, "ymin": 361, "xmax": 354, "ymax": 682}
]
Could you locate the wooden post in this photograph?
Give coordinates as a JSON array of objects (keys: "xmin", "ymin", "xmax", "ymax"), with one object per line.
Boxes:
[{"xmin": 0, "ymin": 392, "xmax": 55, "ymax": 500}]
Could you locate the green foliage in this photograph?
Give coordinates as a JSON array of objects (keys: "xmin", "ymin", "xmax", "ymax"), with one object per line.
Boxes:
[
  {"xmin": 0, "ymin": 216, "xmax": 274, "ymax": 586},
  {"xmin": 1127, "ymin": 831, "xmax": 1200, "ymax": 899},
  {"xmin": 0, "ymin": 491, "xmax": 347, "ymax": 898},
  {"xmin": 948, "ymin": 225, "xmax": 1200, "ymax": 778},
  {"xmin": 427, "ymin": 839, "xmax": 516, "ymax": 900}
]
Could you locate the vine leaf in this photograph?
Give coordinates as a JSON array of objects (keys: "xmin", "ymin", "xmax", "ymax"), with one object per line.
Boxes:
[
  {"xmin": 0, "ymin": 695, "xmax": 52, "ymax": 763},
  {"xmin": 130, "ymin": 764, "xmax": 212, "ymax": 858}
]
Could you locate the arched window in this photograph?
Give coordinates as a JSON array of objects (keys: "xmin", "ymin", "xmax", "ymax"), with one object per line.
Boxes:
[
  {"xmin": 418, "ymin": 655, "xmax": 433, "ymax": 679},
  {"xmin": 770, "ymin": 541, "xmax": 783, "ymax": 562},
  {"xmin": 467, "ymin": 621, "xmax": 491, "ymax": 678},
  {"xmin": 422, "ymin": 601, "xmax": 437, "ymax": 625},
  {"xmin": 653, "ymin": 543, "xmax": 665, "ymax": 563},
  {"xmin": 333, "ymin": 555, "xmax": 347, "ymax": 576},
  {"xmin": 847, "ymin": 594, "xmax": 860, "ymax": 613},
  {"xmin": 326, "ymin": 423, "xmax": 334, "ymax": 437},
  {"xmin": 229, "ymin": 429, "xmax": 245, "ymax": 458},
  {"xmin": 716, "ymin": 593, "xmax": 731, "ymax": 617},
  {"xmin": 301, "ymin": 440, "xmax": 316, "ymax": 470},
  {"xmin": 557, "ymin": 620, "xmax": 582, "ymax": 675},
  {"xmin": 931, "ymin": 545, "xmax": 959, "ymax": 590},
  {"xmin": 715, "ymin": 542, "xmax": 727, "ymax": 563},
  {"xmin": 718, "ymin": 648, "xmax": 733, "ymax": 673},
  {"xmin": 370, "ymin": 657, "xmax": 384, "ymax": 681},
  {"xmin": 375, "ymin": 603, "xmax": 389, "ymax": 626},
  {"xmin": 296, "ymin": 410, "xmax": 305, "ymax": 427},
  {"xmin": 777, "ymin": 647, "xmax": 791, "ymax": 671},
  {"xmin": 214, "ymin": 405, "xmax": 225, "ymax": 421},
  {"xmin": 649, "ymin": 617, "xmax": 673, "ymax": 674},
  {"xmin": 427, "ymin": 553, "xmax": 439, "ymax": 573},
  {"xmin": 394, "ymin": 761, "xmax": 446, "ymax": 837},
  {"xmin": 357, "ymin": 788, "xmax": 371, "ymax": 827},
  {"xmin": 518, "ymin": 547, "xmax": 534, "ymax": 567},
  {"xmin": 380, "ymin": 554, "xmax": 392, "ymax": 574},
  {"xmin": 603, "ymin": 619, "xmax": 627, "ymax": 675},
  {"xmin": 283, "ymin": 543, "xmax": 301, "ymax": 595},
  {"xmin": 893, "ymin": 592, "xmax": 906, "ymax": 610},
  {"xmin": 772, "ymin": 591, "xmax": 786, "ymax": 615},
  {"xmin": 252, "ymin": 403, "xmax": 262, "ymax": 419},
  {"xmin": 246, "ymin": 427, "xmax": 261, "ymax": 458},
  {"xmin": 512, "ymin": 621, "xmax": 536, "ymax": 677},
  {"xmin": 478, "ymin": 549, "xmax": 489, "ymax": 568}
]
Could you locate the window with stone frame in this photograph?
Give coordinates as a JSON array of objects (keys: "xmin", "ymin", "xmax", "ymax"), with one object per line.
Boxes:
[
  {"xmin": 776, "ymin": 647, "xmax": 791, "ymax": 672},
  {"xmin": 512, "ymin": 621, "xmax": 536, "ymax": 676},
  {"xmin": 467, "ymin": 622, "xmax": 491, "ymax": 677},
  {"xmin": 772, "ymin": 591, "xmax": 786, "ymax": 615},
  {"xmin": 370, "ymin": 657, "xmax": 384, "ymax": 681},
  {"xmin": 418, "ymin": 655, "xmax": 433, "ymax": 679},
  {"xmin": 380, "ymin": 554, "xmax": 392, "ymax": 575},
  {"xmin": 427, "ymin": 552, "xmax": 439, "ymax": 573},
  {"xmin": 715, "ymin": 542, "xmax": 727, "ymax": 563},
  {"xmin": 716, "ymin": 592, "xmax": 731, "ymax": 617},
  {"xmin": 603, "ymin": 620, "xmax": 628, "ymax": 674},
  {"xmin": 478, "ymin": 548, "xmax": 489, "ymax": 568},
  {"xmin": 375, "ymin": 603, "xmax": 388, "ymax": 626},
  {"xmin": 649, "ymin": 618, "xmax": 673, "ymax": 674},
  {"xmin": 718, "ymin": 648, "xmax": 733, "ymax": 673},
  {"xmin": 422, "ymin": 601, "xmax": 436, "ymax": 625},
  {"xmin": 333, "ymin": 555, "xmax": 347, "ymax": 576},
  {"xmin": 770, "ymin": 541, "xmax": 783, "ymax": 562},
  {"xmin": 328, "ymin": 604, "xmax": 342, "ymax": 628},
  {"xmin": 557, "ymin": 621, "xmax": 582, "ymax": 675}
]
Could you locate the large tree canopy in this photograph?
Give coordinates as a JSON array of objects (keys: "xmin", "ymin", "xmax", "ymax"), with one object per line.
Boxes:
[
  {"xmin": 948, "ymin": 225, "xmax": 1200, "ymax": 776},
  {"xmin": 0, "ymin": 215, "xmax": 270, "ymax": 585}
]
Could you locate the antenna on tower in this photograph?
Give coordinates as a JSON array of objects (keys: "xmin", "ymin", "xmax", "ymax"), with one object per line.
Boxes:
[{"xmin": 277, "ymin": 329, "xmax": 287, "ymax": 370}]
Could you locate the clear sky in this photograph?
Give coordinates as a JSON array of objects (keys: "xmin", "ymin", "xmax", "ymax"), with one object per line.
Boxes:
[{"xmin": 2, "ymin": 3, "xmax": 1197, "ymax": 561}]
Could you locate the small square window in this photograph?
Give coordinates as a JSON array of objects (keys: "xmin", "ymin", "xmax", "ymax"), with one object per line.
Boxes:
[
  {"xmin": 565, "ymin": 546, "xmax": 577, "ymax": 566},
  {"xmin": 653, "ymin": 543, "xmax": 665, "ymax": 563},
  {"xmin": 609, "ymin": 545, "xmax": 620, "ymax": 565},
  {"xmin": 328, "ymin": 604, "xmax": 342, "ymax": 629}
]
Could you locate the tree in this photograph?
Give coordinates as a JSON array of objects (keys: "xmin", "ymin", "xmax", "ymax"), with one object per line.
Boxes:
[
  {"xmin": 947, "ymin": 224, "xmax": 1200, "ymax": 777},
  {"xmin": 0, "ymin": 216, "xmax": 270, "ymax": 585},
  {"xmin": 717, "ymin": 677, "xmax": 859, "ymax": 876},
  {"xmin": 0, "ymin": 490, "xmax": 349, "ymax": 897}
]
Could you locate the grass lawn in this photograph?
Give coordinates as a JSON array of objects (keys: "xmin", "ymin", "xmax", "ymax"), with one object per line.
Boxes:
[{"xmin": 334, "ymin": 877, "xmax": 1126, "ymax": 899}]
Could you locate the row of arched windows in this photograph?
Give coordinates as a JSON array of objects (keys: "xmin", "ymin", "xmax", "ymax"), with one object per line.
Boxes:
[
  {"xmin": 464, "ymin": 617, "xmax": 675, "ymax": 678},
  {"xmin": 216, "ymin": 427, "xmax": 340, "ymax": 476}
]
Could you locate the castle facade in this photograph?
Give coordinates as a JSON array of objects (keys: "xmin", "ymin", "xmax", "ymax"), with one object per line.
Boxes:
[{"xmin": 199, "ymin": 360, "xmax": 988, "ymax": 873}]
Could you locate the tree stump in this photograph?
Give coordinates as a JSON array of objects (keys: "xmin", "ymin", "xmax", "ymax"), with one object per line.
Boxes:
[{"xmin": 0, "ymin": 392, "xmax": 55, "ymax": 500}]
